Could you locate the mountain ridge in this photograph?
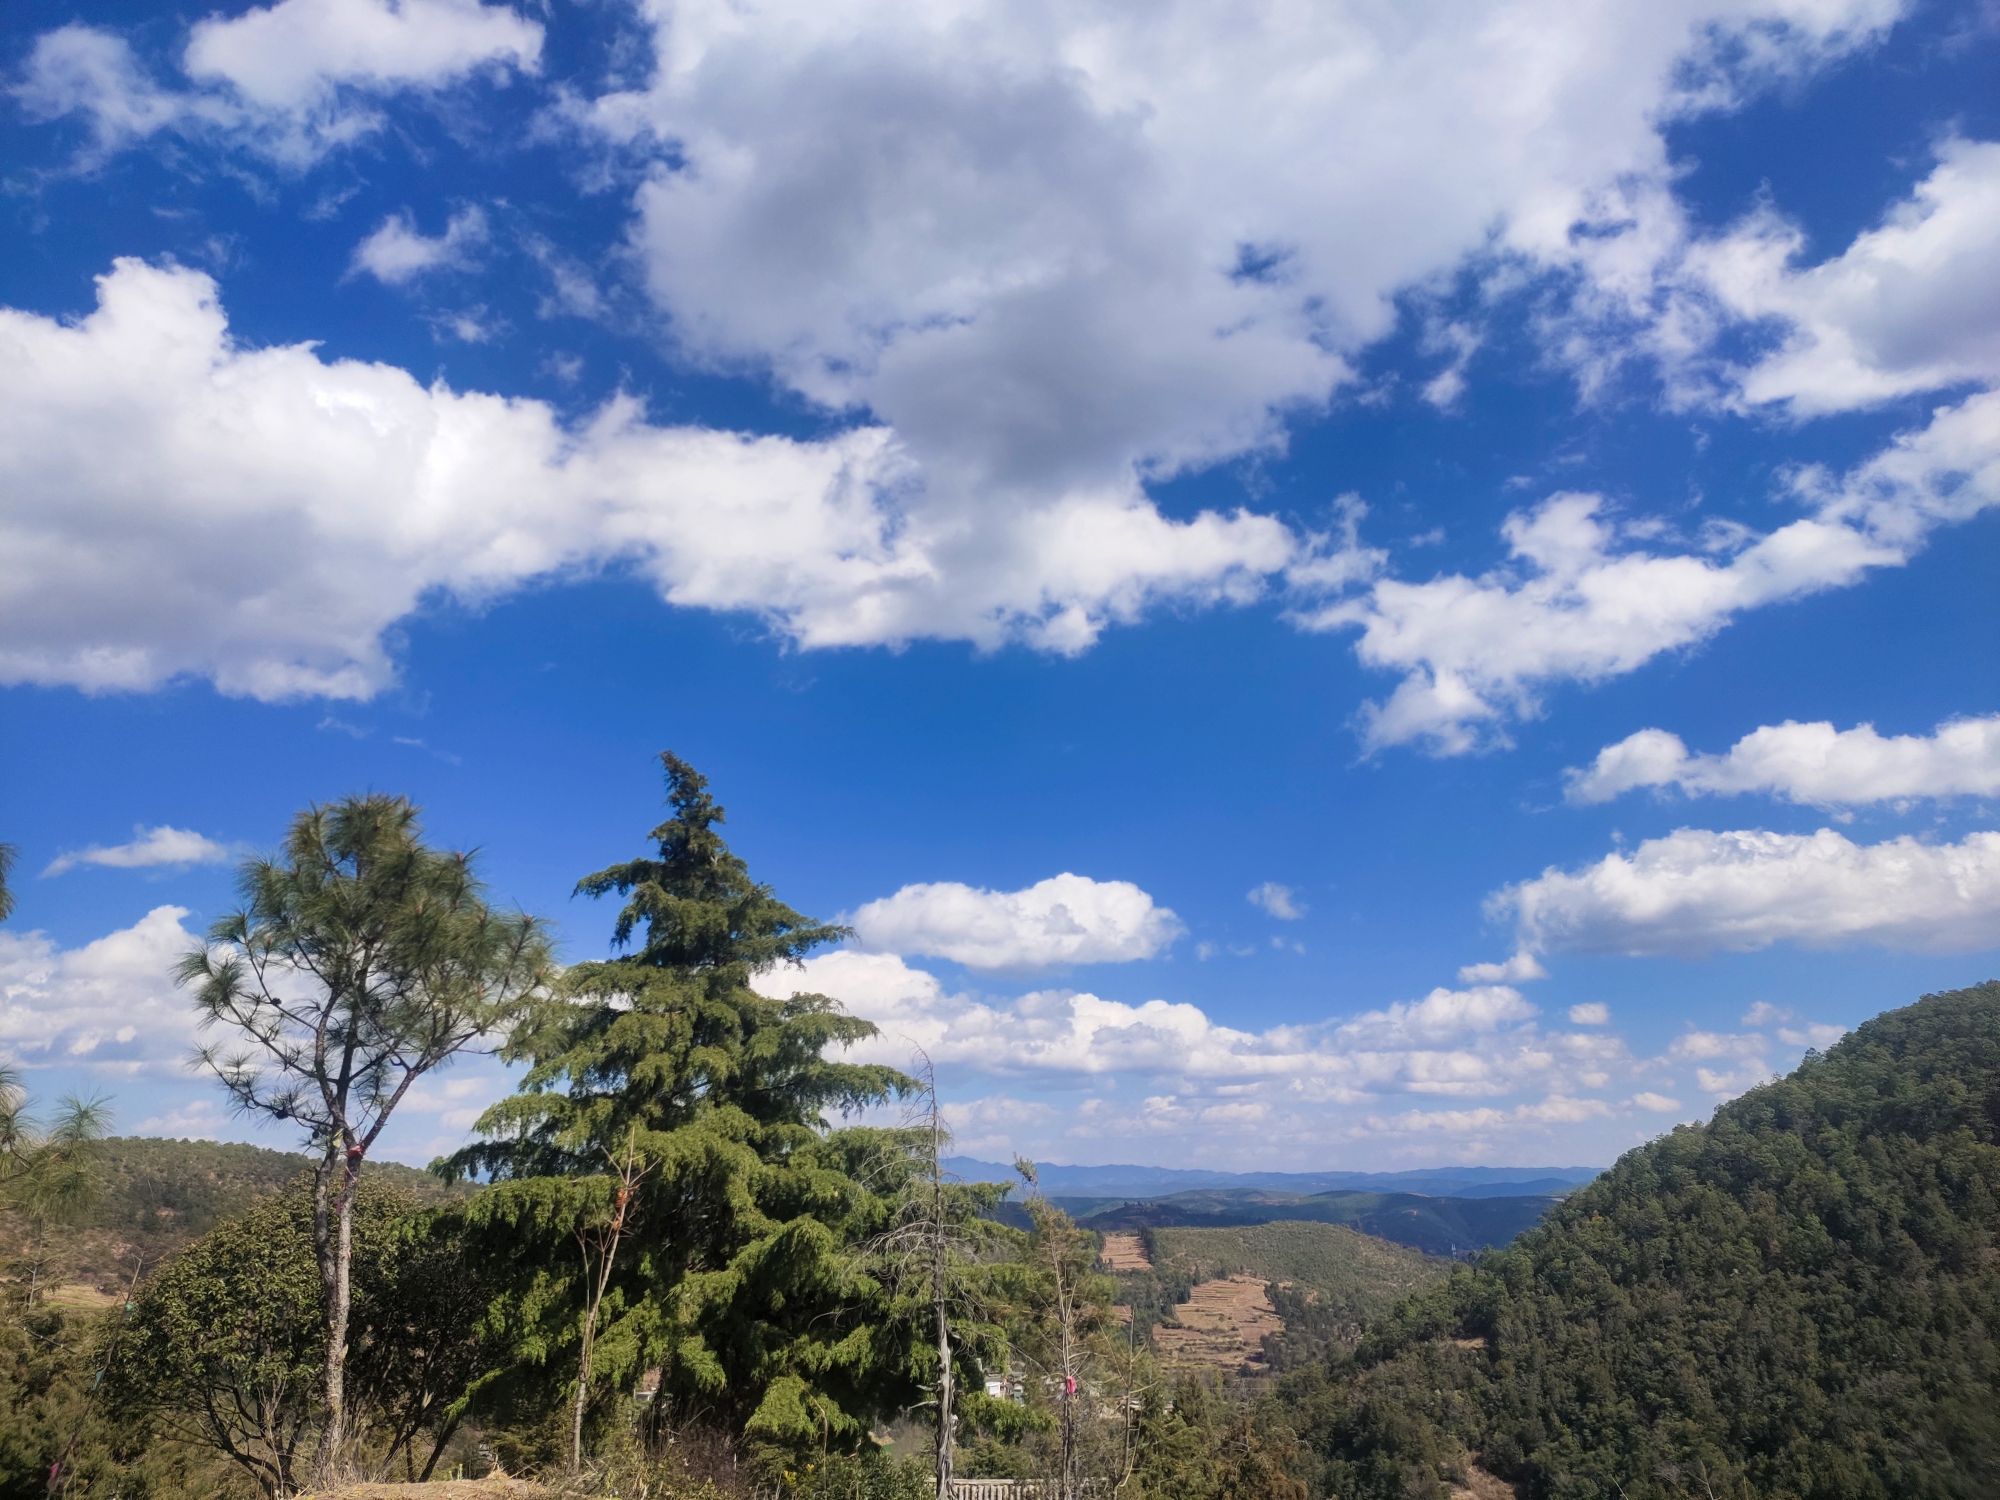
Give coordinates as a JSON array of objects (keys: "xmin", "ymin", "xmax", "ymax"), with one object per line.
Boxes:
[{"xmin": 946, "ymin": 1156, "xmax": 1601, "ymax": 1200}]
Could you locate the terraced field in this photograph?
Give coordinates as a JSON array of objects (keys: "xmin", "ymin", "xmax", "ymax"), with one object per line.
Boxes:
[
  {"xmin": 1150, "ymin": 1273, "xmax": 1284, "ymax": 1372},
  {"xmin": 1098, "ymin": 1230, "xmax": 1152, "ymax": 1270}
]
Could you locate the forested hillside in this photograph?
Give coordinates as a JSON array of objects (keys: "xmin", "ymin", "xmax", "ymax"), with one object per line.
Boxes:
[
  {"xmin": 1286, "ymin": 980, "xmax": 2000, "ymax": 1500},
  {"xmin": 0, "ymin": 1136, "xmax": 457, "ymax": 1292}
]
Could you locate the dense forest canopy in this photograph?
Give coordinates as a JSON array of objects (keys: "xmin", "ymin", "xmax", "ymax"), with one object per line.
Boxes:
[{"xmin": 1286, "ymin": 980, "xmax": 2000, "ymax": 1500}]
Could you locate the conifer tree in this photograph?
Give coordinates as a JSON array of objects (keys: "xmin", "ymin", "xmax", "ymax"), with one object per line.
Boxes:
[
  {"xmin": 451, "ymin": 752, "xmax": 913, "ymax": 1466},
  {"xmin": 180, "ymin": 795, "xmax": 551, "ymax": 1479},
  {"xmin": 0, "ymin": 842, "xmax": 16, "ymax": 923}
]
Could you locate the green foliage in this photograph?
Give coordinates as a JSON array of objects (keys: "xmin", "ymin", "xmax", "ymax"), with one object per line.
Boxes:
[
  {"xmin": 112, "ymin": 1177, "xmax": 487, "ymax": 1496},
  {"xmin": 0, "ymin": 1302, "xmax": 233, "ymax": 1499},
  {"xmin": 448, "ymin": 754, "xmax": 915, "ymax": 1468},
  {"xmin": 0, "ymin": 842, "xmax": 15, "ymax": 924},
  {"xmin": 180, "ymin": 792, "xmax": 552, "ymax": 1158},
  {"xmin": 775, "ymin": 1450, "xmax": 929, "ymax": 1500},
  {"xmin": 1120, "ymin": 1373, "xmax": 1308, "ymax": 1500},
  {"xmin": 180, "ymin": 791, "xmax": 553, "ymax": 1471},
  {"xmin": 0, "ymin": 1072, "xmax": 109, "ymax": 1313},
  {"xmin": 1287, "ymin": 981, "xmax": 2000, "ymax": 1500}
]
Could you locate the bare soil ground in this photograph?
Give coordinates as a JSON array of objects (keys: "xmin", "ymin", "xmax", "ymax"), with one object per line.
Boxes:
[
  {"xmin": 1150, "ymin": 1274, "xmax": 1282, "ymax": 1372},
  {"xmin": 1099, "ymin": 1231, "xmax": 1151, "ymax": 1271},
  {"xmin": 1448, "ymin": 1460, "xmax": 1521, "ymax": 1499}
]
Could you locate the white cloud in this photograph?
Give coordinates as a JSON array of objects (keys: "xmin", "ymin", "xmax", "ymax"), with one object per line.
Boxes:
[
  {"xmin": 1295, "ymin": 389, "xmax": 2000, "ymax": 753},
  {"xmin": 42, "ymin": 825, "xmax": 232, "ymax": 878},
  {"xmin": 1567, "ymin": 714, "xmax": 2000, "ymax": 805},
  {"xmin": 1668, "ymin": 1029, "xmax": 1768, "ymax": 1061},
  {"xmin": 1685, "ymin": 138, "xmax": 2000, "ymax": 415},
  {"xmin": 1334, "ymin": 985, "xmax": 1539, "ymax": 1046},
  {"xmin": 1495, "ymin": 827, "xmax": 2000, "ymax": 957},
  {"xmin": 1247, "ymin": 881, "xmax": 1306, "ymax": 920},
  {"xmin": 1778, "ymin": 1021, "xmax": 1848, "ymax": 1049},
  {"xmin": 12, "ymin": 27, "xmax": 235, "ymax": 154},
  {"xmin": 133, "ymin": 1098, "xmax": 230, "ymax": 1138},
  {"xmin": 351, "ymin": 206, "xmax": 489, "ymax": 285},
  {"xmin": 557, "ymin": 0, "xmax": 1899, "ymax": 642},
  {"xmin": 0, "ymin": 261, "xmax": 1293, "ymax": 700},
  {"xmin": 1458, "ymin": 950, "xmax": 1547, "ymax": 984},
  {"xmin": 16, "ymin": 0, "xmax": 542, "ymax": 165},
  {"xmin": 183, "ymin": 0, "xmax": 542, "ymax": 112},
  {"xmin": 848, "ymin": 873, "xmax": 1182, "ymax": 969},
  {"xmin": 0, "ymin": 906, "xmax": 202, "ymax": 1068},
  {"xmin": 1630, "ymin": 1091, "xmax": 1683, "ymax": 1112},
  {"xmin": 1695, "ymin": 1061, "xmax": 1773, "ymax": 1097},
  {"xmin": 1568, "ymin": 1002, "xmax": 1610, "ymax": 1026},
  {"xmin": 1359, "ymin": 1093, "xmax": 1613, "ymax": 1137},
  {"xmin": 761, "ymin": 949, "xmax": 1595, "ymax": 1105},
  {"xmin": 1741, "ymin": 1000, "xmax": 1790, "ymax": 1026}
]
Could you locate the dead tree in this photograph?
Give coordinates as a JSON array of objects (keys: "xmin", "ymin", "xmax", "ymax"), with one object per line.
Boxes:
[{"xmin": 573, "ymin": 1127, "xmax": 652, "ymax": 1473}]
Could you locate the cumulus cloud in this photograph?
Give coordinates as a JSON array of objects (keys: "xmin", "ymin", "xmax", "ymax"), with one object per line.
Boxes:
[
  {"xmin": 1458, "ymin": 951, "xmax": 1547, "ymax": 984},
  {"xmin": 755, "ymin": 949, "xmax": 1609, "ymax": 1107},
  {"xmin": 1568, "ymin": 1002, "xmax": 1610, "ymax": 1025},
  {"xmin": 1247, "ymin": 882, "xmax": 1306, "ymax": 920},
  {"xmin": 1567, "ymin": 714, "xmax": 2000, "ymax": 805},
  {"xmin": 15, "ymin": 0, "xmax": 542, "ymax": 164},
  {"xmin": 0, "ymin": 906, "xmax": 202, "ymax": 1068},
  {"xmin": 1695, "ymin": 1061, "xmax": 1773, "ymax": 1096},
  {"xmin": 132, "ymin": 1098, "xmax": 230, "ymax": 1138},
  {"xmin": 1358, "ymin": 1093, "xmax": 1613, "ymax": 1138},
  {"xmin": 0, "ymin": 261, "xmax": 1293, "ymax": 700},
  {"xmin": 553, "ymin": 0, "xmax": 1900, "ymax": 638},
  {"xmin": 848, "ymin": 874, "xmax": 1182, "ymax": 969},
  {"xmin": 1684, "ymin": 138, "xmax": 2000, "ymax": 415},
  {"xmin": 42, "ymin": 825, "xmax": 231, "ymax": 877},
  {"xmin": 1333, "ymin": 986, "xmax": 1539, "ymax": 1046},
  {"xmin": 1494, "ymin": 827, "xmax": 2000, "ymax": 957},
  {"xmin": 1630, "ymin": 1091, "xmax": 1683, "ymax": 1112},
  {"xmin": 12, "ymin": 27, "xmax": 236, "ymax": 154},
  {"xmin": 351, "ymin": 206, "xmax": 489, "ymax": 285},
  {"xmin": 1295, "ymin": 389, "xmax": 2000, "ymax": 753},
  {"xmin": 183, "ymin": 0, "xmax": 541, "ymax": 112}
]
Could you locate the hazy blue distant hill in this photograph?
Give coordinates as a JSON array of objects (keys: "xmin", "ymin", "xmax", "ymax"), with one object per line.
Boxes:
[{"xmin": 946, "ymin": 1156, "xmax": 1598, "ymax": 1201}]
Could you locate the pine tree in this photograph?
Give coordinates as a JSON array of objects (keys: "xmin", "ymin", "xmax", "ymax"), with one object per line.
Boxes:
[
  {"xmin": 179, "ymin": 795, "xmax": 551, "ymax": 1480},
  {"xmin": 450, "ymin": 752, "xmax": 914, "ymax": 1468}
]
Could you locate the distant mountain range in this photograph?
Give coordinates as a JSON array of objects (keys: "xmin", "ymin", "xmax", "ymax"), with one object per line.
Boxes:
[{"xmin": 945, "ymin": 1156, "xmax": 1601, "ymax": 1201}]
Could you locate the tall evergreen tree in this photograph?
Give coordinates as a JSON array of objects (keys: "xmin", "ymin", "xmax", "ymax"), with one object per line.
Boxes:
[
  {"xmin": 179, "ymin": 795, "xmax": 552, "ymax": 1480},
  {"xmin": 450, "ymin": 753, "xmax": 914, "ymax": 1467}
]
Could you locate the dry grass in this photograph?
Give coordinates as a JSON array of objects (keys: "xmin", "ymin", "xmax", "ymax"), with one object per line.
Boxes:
[
  {"xmin": 41, "ymin": 1281, "xmax": 121, "ymax": 1312},
  {"xmin": 299, "ymin": 1481, "xmax": 549, "ymax": 1500},
  {"xmin": 1098, "ymin": 1231, "xmax": 1151, "ymax": 1271},
  {"xmin": 1150, "ymin": 1274, "xmax": 1283, "ymax": 1373},
  {"xmin": 1447, "ymin": 1461, "xmax": 1521, "ymax": 1499}
]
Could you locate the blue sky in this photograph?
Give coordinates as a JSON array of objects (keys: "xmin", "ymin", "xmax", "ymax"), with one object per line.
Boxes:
[{"xmin": 1, "ymin": 0, "xmax": 1996, "ymax": 1170}]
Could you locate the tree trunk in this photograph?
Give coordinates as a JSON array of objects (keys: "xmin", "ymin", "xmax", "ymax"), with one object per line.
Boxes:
[
  {"xmin": 312, "ymin": 1150, "xmax": 356, "ymax": 1481},
  {"xmin": 931, "ymin": 1098, "xmax": 953, "ymax": 1500},
  {"xmin": 933, "ymin": 1286, "xmax": 953, "ymax": 1499}
]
